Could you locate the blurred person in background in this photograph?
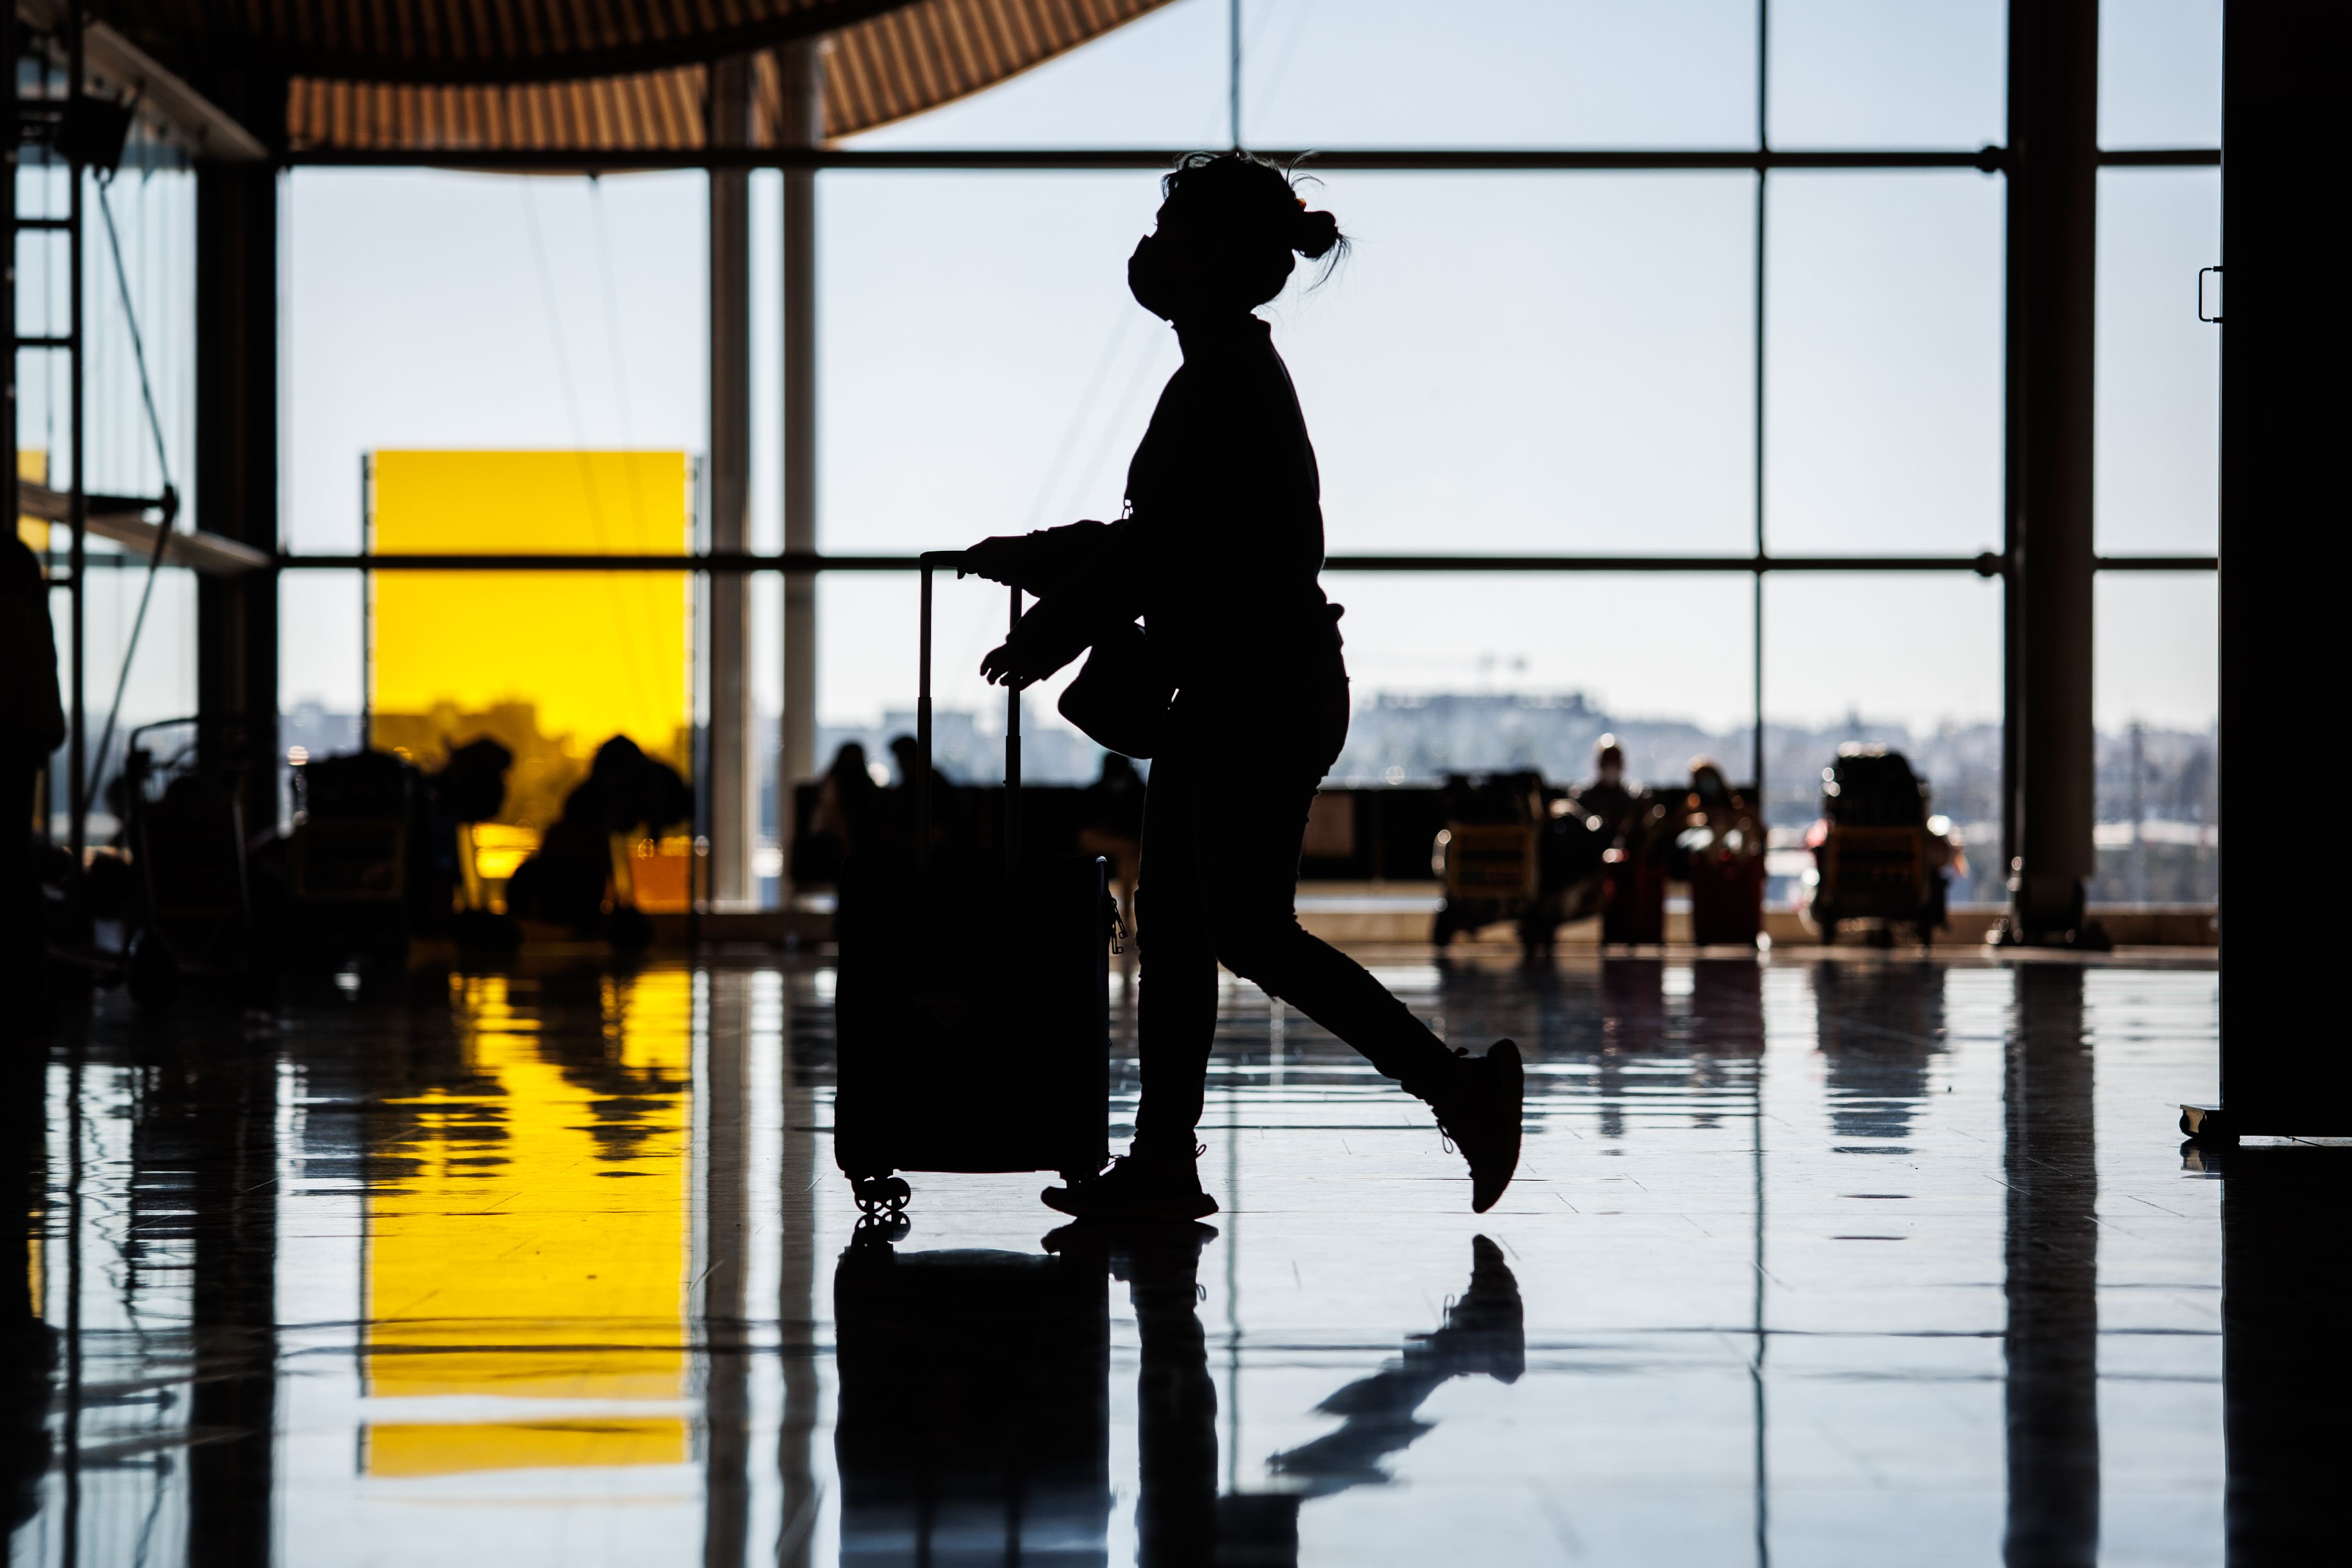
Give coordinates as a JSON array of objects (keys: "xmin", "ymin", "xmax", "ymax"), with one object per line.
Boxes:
[
  {"xmin": 886, "ymin": 733, "xmax": 956, "ymax": 850},
  {"xmin": 1573, "ymin": 735, "xmax": 1635, "ymax": 839}
]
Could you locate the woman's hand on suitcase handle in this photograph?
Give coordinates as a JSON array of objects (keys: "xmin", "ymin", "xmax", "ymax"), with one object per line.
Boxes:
[
  {"xmin": 979, "ymin": 639, "xmax": 1053, "ymax": 690},
  {"xmin": 958, "ymin": 535, "xmax": 1025, "ymax": 586}
]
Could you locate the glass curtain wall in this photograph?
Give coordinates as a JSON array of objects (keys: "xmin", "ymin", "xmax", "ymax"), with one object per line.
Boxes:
[
  {"xmin": 820, "ymin": 0, "xmax": 2215, "ymax": 908},
  {"xmin": 14, "ymin": 93, "xmax": 199, "ymax": 844},
  {"xmin": 262, "ymin": 1, "xmax": 2221, "ymax": 909}
]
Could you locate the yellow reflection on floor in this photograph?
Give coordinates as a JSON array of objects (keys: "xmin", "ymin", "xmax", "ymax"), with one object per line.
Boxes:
[
  {"xmin": 366, "ymin": 1419, "xmax": 686, "ymax": 1478},
  {"xmin": 363, "ymin": 971, "xmax": 694, "ymax": 1477}
]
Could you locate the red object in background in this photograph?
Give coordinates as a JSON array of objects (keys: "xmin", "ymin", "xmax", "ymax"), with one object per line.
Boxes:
[
  {"xmin": 1689, "ymin": 849, "xmax": 1765, "ymax": 946},
  {"xmin": 1601, "ymin": 850, "xmax": 1667, "ymax": 944}
]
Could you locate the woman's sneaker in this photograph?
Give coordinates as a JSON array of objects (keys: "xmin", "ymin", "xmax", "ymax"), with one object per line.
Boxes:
[
  {"xmin": 1426, "ymin": 1041, "xmax": 1525, "ymax": 1213},
  {"xmin": 1042, "ymin": 1146, "xmax": 1219, "ymax": 1221}
]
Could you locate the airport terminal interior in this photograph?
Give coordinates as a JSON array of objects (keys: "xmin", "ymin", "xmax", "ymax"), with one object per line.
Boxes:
[{"xmin": 7, "ymin": 3, "xmax": 2344, "ymax": 1565}]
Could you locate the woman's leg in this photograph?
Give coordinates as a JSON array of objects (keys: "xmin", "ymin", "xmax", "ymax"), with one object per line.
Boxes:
[
  {"xmin": 1189, "ymin": 751, "xmax": 1459, "ymax": 1093},
  {"xmin": 1186, "ymin": 706, "xmax": 1524, "ymax": 1212},
  {"xmin": 1131, "ymin": 735, "xmax": 1223, "ymax": 1156},
  {"xmin": 1042, "ymin": 734, "xmax": 1226, "ymax": 1217}
]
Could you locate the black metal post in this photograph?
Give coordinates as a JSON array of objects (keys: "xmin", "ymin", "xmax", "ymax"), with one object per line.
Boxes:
[
  {"xmin": 1005, "ymin": 585, "xmax": 1022, "ymax": 872},
  {"xmin": 1751, "ymin": 0, "xmax": 1769, "ymax": 805},
  {"xmin": 2190, "ymin": 0, "xmax": 2352, "ymax": 1137},
  {"xmin": 2218, "ymin": 1146, "xmax": 2352, "ymax": 1560},
  {"xmin": 2001, "ymin": 0, "xmax": 2103, "ymax": 947},
  {"xmin": 916, "ymin": 561, "xmax": 933, "ymax": 867},
  {"xmin": 65, "ymin": 8, "xmax": 86, "ymax": 861},
  {"xmin": 194, "ymin": 72, "xmax": 283, "ymax": 836}
]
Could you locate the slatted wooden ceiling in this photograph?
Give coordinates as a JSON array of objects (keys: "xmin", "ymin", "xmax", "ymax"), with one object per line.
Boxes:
[
  {"xmin": 100, "ymin": 0, "xmax": 893, "ymax": 83},
  {"xmin": 93, "ymin": 0, "xmax": 1177, "ymax": 153}
]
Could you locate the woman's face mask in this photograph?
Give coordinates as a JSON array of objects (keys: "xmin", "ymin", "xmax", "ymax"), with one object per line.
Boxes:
[
  {"xmin": 1128, "ymin": 212, "xmax": 1273, "ymax": 320},
  {"xmin": 1127, "ymin": 230, "xmax": 1179, "ymax": 320}
]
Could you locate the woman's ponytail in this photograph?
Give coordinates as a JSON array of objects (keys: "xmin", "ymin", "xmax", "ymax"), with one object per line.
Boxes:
[{"xmin": 1289, "ymin": 204, "xmax": 1343, "ymax": 261}]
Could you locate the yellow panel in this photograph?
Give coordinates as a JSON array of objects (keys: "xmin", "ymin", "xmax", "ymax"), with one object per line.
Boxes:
[
  {"xmin": 367, "ymin": 451, "xmax": 691, "ymax": 832},
  {"xmin": 363, "ymin": 971, "xmax": 695, "ymax": 1473},
  {"xmin": 371, "ymin": 449, "xmax": 689, "ymax": 554},
  {"xmin": 366, "ymin": 1419, "xmax": 688, "ymax": 1478}
]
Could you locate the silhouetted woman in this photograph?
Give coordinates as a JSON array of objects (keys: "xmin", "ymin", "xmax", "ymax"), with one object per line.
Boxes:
[{"xmin": 965, "ymin": 154, "xmax": 1523, "ymax": 1219}]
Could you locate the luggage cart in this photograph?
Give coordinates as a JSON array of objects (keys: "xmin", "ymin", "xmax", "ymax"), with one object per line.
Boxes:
[
  {"xmin": 1802, "ymin": 746, "xmax": 1952, "ymax": 947},
  {"xmin": 286, "ymin": 748, "xmax": 414, "ymax": 967},
  {"xmin": 1431, "ymin": 771, "xmax": 1548, "ymax": 950},
  {"xmin": 120, "ymin": 717, "xmax": 259, "ymax": 1006}
]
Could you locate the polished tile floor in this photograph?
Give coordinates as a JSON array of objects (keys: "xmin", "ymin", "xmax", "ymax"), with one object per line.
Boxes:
[{"xmin": 4, "ymin": 946, "xmax": 2324, "ymax": 1566}]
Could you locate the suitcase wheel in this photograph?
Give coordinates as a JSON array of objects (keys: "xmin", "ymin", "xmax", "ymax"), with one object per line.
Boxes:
[
  {"xmin": 850, "ymin": 1209, "xmax": 911, "ymax": 1248},
  {"xmin": 852, "ymin": 1175, "xmax": 912, "ymax": 1215}
]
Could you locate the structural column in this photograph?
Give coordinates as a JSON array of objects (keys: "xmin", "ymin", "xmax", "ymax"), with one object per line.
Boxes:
[
  {"xmin": 2220, "ymin": 1147, "xmax": 2352, "ymax": 1560},
  {"xmin": 2209, "ymin": 2, "xmax": 2352, "ymax": 1131},
  {"xmin": 194, "ymin": 156, "xmax": 281, "ymax": 832},
  {"xmin": 2002, "ymin": 0, "xmax": 2100, "ymax": 945},
  {"xmin": 778, "ymin": 42, "xmax": 823, "ymax": 889},
  {"xmin": 707, "ymin": 57, "xmax": 756, "ymax": 907}
]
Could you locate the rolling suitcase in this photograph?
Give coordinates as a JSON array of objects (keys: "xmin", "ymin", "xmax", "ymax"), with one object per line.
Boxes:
[{"xmin": 833, "ymin": 551, "xmax": 1114, "ymax": 1215}]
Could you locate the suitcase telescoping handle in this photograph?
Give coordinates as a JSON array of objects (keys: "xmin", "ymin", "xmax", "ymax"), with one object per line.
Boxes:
[{"xmin": 915, "ymin": 551, "xmax": 1022, "ymax": 875}]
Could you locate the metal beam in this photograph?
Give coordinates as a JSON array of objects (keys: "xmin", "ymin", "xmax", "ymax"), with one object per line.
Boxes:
[
  {"xmin": 273, "ymin": 145, "xmax": 2219, "ymax": 176},
  {"xmin": 281, "ymin": 145, "xmax": 2027, "ymax": 174},
  {"xmin": 274, "ymin": 550, "xmax": 2214, "ymax": 574}
]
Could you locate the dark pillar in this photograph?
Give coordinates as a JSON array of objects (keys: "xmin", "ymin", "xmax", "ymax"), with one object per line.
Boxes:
[
  {"xmin": 2208, "ymin": 3, "xmax": 2352, "ymax": 1132},
  {"xmin": 2002, "ymin": 966, "xmax": 2100, "ymax": 1568},
  {"xmin": 195, "ymin": 158, "xmax": 280, "ymax": 831},
  {"xmin": 701, "ymin": 975, "xmax": 750, "ymax": 1568},
  {"xmin": 2002, "ymin": 0, "xmax": 2102, "ymax": 946},
  {"xmin": 177, "ymin": 1035, "xmax": 280, "ymax": 1568},
  {"xmin": 2219, "ymin": 1147, "xmax": 2352, "ymax": 1561}
]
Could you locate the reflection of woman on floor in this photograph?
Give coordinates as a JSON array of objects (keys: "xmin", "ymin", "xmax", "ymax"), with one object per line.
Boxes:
[
  {"xmin": 964, "ymin": 153, "xmax": 1523, "ymax": 1219},
  {"xmin": 1042, "ymin": 1225, "xmax": 1525, "ymax": 1563}
]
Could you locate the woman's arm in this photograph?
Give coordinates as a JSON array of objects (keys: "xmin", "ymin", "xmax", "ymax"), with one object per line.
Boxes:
[
  {"xmin": 978, "ymin": 517, "xmax": 1154, "ymax": 687},
  {"xmin": 960, "ymin": 518, "xmax": 1116, "ymax": 595}
]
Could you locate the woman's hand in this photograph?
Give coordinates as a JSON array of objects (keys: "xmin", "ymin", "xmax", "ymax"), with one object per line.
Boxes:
[
  {"xmin": 959, "ymin": 536, "xmax": 1028, "ymax": 586},
  {"xmin": 979, "ymin": 640, "xmax": 1056, "ymax": 689}
]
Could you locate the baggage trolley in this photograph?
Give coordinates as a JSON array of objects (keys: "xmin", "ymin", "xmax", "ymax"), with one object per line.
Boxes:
[
  {"xmin": 833, "ymin": 552, "xmax": 1115, "ymax": 1216},
  {"xmin": 1806, "ymin": 746, "xmax": 1949, "ymax": 946},
  {"xmin": 121, "ymin": 717, "xmax": 258, "ymax": 1006}
]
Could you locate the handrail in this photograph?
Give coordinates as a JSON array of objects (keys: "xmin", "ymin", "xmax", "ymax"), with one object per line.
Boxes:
[{"xmin": 270, "ymin": 550, "xmax": 2219, "ymax": 574}]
